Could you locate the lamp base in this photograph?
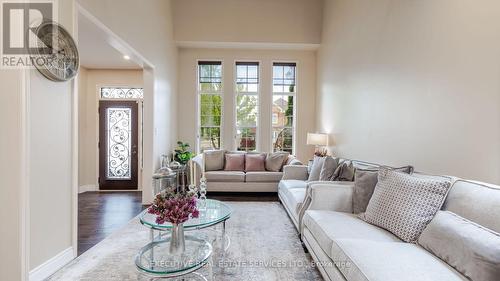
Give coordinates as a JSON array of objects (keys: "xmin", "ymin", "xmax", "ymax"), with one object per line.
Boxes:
[{"xmin": 314, "ymin": 146, "xmax": 328, "ymax": 157}]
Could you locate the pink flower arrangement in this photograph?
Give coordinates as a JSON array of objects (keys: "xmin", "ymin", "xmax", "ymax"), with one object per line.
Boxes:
[{"xmin": 147, "ymin": 192, "xmax": 199, "ymax": 225}]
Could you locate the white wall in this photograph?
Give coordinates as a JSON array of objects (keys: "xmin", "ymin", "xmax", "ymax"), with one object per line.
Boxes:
[
  {"xmin": 173, "ymin": 0, "xmax": 323, "ymax": 44},
  {"xmin": 178, "ymin": 48, "xmax": 316, "ymax": 162},
  {"xmin": 78, "ymin": 68, "xmax": 143, "ymax": 189},
  {"xmin": 28, "ymin": 0, "xmax": 77, "ymax": 273},
  {"xmin": 0, "ymin": 69, "xmax": 24, "ymax": 281},
  {"xmin": 317, "ymin": 0, "xmax": 500, "ymax": 183},
  {"xmin": 78, "ymin": 0, "xmax": 178, "ymax": 204}
]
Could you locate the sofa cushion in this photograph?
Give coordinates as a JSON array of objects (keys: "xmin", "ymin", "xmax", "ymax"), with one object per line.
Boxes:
[
  {"xmin": 280, "ymin": 185, "xmax": 307, "ymax": 213},
  {"xmin": 330, "ymin": 239, "xmax": 467, "ymax": 281},
  {"xmin": 302, "ymin": 211, "xmax": 401, "ymax": 260},
  {"xmin": 205, "ymin": 171, "xmax": 245, "ymax": 182},
  {"xmin": 224, "ymin": 153, "xmax": 245, "ymax": 171},
  {"xmin": 443, "ymin": 179, "xmax": 500, "ymax": 233},
  {"xmin": 278, "ymin": 179, "xmax": 308, "ymax": 191},
  {"xmin": 308, "ymin": 156, "xmax": 325, "ymax": 181},
  {"xmin": 204, "ymin": 150, "xmax": 225, "ymax": 171},
  {"xmin": 418, "ymin": 211, "xmax": 500, "ymax": 281},
  {"xmin": 319, "ymin": 156, "xmax": 339, "ymax": 181},
  {"xmin": 265, "ymin": 152, "xmax": 289, "ymax": 172},
  {"xmin": 245, "ymin": 153, "xmax": 266, "ymax": 171},
  {"xmin": 245, "ymin": 171, "xmax": 283, "ymax": 182},
  {"xmin": 362, "ymin": 169, "xmax": 451, "ymax": 243}
]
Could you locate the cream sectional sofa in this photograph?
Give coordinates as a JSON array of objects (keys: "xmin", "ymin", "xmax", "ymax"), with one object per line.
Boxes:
[
  {"xmin": 279, "ymin": 161, "xmax": 500, "ymax": 281},
  {"xmin": 192, "ymin": 152, "xmax": 302, "ymax": 192}
]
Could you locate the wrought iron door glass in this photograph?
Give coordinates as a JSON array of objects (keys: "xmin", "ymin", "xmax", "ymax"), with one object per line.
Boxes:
[{"xmin": 107, "ymin": 107, "xmax": 132, "ymax": 179}]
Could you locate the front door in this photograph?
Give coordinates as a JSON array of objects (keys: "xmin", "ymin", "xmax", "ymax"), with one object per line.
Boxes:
[{"xmin": 99, "ymin": 101, "xmax": 139, "ymax": 190}]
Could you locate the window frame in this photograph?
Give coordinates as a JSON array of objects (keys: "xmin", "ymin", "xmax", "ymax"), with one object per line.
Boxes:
[
  {"xmin": 270, "ymin": 61, "xmax": 298, "ymax": 155},
  {"xmin": 233, "ymin": 60, "xmax": 261, "ymax": 152},
  {"xmin": 196, "ymin": 59, "xmax": 224, "ymax": 153}
]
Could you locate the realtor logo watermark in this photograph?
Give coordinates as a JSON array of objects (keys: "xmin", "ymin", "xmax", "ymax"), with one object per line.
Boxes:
[{"xmin": 1, "ymin": 0, "xmax": 57, "ymax": 68}]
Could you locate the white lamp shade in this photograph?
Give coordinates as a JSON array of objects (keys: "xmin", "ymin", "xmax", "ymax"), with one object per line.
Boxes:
[{"xmin": 307, "ymin": 133, "xmax": 328, "ymax": 146}]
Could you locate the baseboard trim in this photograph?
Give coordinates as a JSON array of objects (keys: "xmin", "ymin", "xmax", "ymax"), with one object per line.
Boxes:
[
  {"xmin": 29, "ymin": 247, "xmax": 74, "ymax": 281},
  {"xmin": 79, "ymin": 184, "xmax": 97, "ymax": 193}
]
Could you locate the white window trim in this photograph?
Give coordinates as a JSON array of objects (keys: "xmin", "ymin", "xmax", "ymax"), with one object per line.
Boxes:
[
  {"xmin": 270, "ymin": 61, "xmax": 298, "ymax": 155},
  {"xmin": 233, "ymin": 60, "xmax": 261, "ymax": 152},
  {"xmin": 196, "ymin": 59, "xmax": 224, "ymax": 154}
]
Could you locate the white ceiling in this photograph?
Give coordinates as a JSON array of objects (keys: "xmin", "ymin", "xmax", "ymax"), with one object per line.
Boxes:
[{"xmin": 78, "ymin": 14, "xmax": 141, "ymax": 70}]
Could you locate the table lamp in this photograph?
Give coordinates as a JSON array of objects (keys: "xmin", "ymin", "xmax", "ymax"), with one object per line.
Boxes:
[{"xmin": 307, "ymin": 133, "xmax": 328, "ymax": 156}]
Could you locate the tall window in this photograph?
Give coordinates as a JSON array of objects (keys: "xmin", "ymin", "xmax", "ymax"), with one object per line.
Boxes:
[
  {"xmin": 235, "ymin": 62, "xmax": 259, "ymax": 151},
  {"xmin": 198, "ymin": 61, "xmax": 223, "ymax": 152},
  {"xmin": 272, "ymin": 62, "xmax": 296, "ymax": 154}
]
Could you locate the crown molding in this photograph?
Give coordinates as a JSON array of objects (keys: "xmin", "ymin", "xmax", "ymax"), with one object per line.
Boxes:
[{"xmin": 176, "ymin": 41, "xmax": 320, "ymax": 51}]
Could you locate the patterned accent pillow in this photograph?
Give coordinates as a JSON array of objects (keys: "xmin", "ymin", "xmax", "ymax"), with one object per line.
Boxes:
[{"xmin": 362, "ymin": 169, "xmax": 451, "ymax": 243}]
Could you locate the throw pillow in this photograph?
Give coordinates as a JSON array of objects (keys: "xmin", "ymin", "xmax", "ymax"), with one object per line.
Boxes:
[
  {"xmin": 353, "ymin": 165, "xmax": 414, "ymax": 214},
  {"xmin": 362, "ymin": 169, "xmax": 451, "ymax": 243},
  {"xmin": 245, "ymin": 153, "xmax": 266, "ymax": 172},
  {"xmin": 307, "ymin": 156, "xmax": 325, "ymax": 181},
  {"xmin": 265, "ymin": 152, "xmax": 289, "ymax": 172},
  {"xmin": 224, "ymin": 153, "xmax": 245, "ymax": 171},
  {"xmin": 332, "ymin": 160, "xmax": 355, "ymax": 181},
  {"xmin": 319, "ymin": 156, "xmax": 339, "ymax": 181},
  {"xmin": 352, "ymin": 169, "xmax": 379, "ymax": 214},
  {"xmin": 418, "ymin": 211, "xmax": 500, "ymax": 281},
  {"xmin": 204, "ymin": 150, "xmax": 225, "ymax": 171}
]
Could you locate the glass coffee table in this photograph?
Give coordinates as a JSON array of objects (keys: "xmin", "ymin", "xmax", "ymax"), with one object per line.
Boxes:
[{"xmin": 135, "ymin": 199, "xmax": 232, "ymax": 277}]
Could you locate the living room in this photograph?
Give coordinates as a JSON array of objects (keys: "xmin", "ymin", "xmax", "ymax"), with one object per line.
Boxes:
[{"xmin": 1, "ymin": 0, "xmax": 499, "ymax": 281}]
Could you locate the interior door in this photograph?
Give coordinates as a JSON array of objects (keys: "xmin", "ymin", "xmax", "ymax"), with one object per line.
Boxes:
[{"xmin": 99, "ymin": 100, "xmax": 139, "ymax": 190}]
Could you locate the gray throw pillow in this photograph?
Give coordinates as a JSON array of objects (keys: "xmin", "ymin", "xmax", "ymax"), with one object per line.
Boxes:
[
  {"xmin": 418, "ymin": 211, "xmax": 500, "ymax": 281},
  {"xmin": 265, "ymin": 152, "xmax": 289, "ymax": 172},
  {"xmin": 204, "ymin": 150, "xmax": 225, "ymax": 171},
  {"xmin": 332, "ymin": 160, "xmax": 355, "ymax": 181},
  {"xmin": 319, "ymin": 156, "xmax": 338, "ymax": 181},
  {"xmin": 362, "ymin": 169, "xmax": 451, "ymax": 243},
  {"xmin": 352, "ymin": 169, "xmax": 378, "ymax": 214},
  {"xmin": 353, "ymin": 166, "xmax": 414, "ymax": 214},
  {"xmin": 307, "ymin": 156, "xmax": 325, "ymax": 181}
]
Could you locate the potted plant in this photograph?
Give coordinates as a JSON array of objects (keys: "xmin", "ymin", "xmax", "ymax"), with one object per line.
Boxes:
[
  {"xmin": 174, "ymin": 141, "xmax": 194, "ymax": 165},
  {"xmin": 147, "ymin": 190, "xmax": 199, "ymax": 254}
]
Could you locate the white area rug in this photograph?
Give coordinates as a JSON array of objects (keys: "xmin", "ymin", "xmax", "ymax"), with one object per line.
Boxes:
[{"xmin": 49, "ymin": 202, "xmax": 322, "ymax": 281}]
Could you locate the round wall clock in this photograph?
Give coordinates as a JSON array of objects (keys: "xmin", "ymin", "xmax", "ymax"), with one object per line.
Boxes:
[{"xmin": 29, "ymin": 21, "xmax": 79, "ymax": 82}]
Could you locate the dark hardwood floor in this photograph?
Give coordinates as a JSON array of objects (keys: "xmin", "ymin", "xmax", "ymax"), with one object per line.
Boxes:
[
  {"xmin": 208, "ymin": 192, "xmax": 279, "ymax": 202},
  {"xmin": 78, "ymin": 191, "xmax": 144, "ymax": 255},
  {"xmin": 78, "ymin": 191, "xmax": 278, "ymax": 255}
]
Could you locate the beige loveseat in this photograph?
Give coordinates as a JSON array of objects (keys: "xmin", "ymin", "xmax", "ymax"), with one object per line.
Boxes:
[
  {"xmin": 279, "ymin": 159, "xmax": 500, "ymax": 281},
  {"xmin": 192, "ymin": 151, "xmax": 302, "ymax": 192}
]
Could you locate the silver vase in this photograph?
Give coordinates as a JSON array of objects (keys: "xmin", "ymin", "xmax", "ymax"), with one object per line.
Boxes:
[{"xmin": 169, "ymin": 223, "xmax": 185, "ymax": 255}]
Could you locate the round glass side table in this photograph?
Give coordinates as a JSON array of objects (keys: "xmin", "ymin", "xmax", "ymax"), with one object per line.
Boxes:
[{"xmin": 135, "ymin": 199, "xmax": 232, "ymax": 277}]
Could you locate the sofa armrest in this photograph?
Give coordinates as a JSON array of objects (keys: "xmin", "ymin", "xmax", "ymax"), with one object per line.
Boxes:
[
  {"xmin": 192, "ymin": 154, "xmax": 203, "ymax": 170},
  {"xmin": 307, "ymin": 182, "xmax": 354, "ymax": 212},
  {"xmin": 282, "ymin": 165, "xmax": 309, "ymax": 180}
]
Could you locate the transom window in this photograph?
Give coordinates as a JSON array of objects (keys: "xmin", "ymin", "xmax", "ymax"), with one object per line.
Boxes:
[
  {"xmin": 235, "ymin": 62, "xmax": 259, "ymax": 151},
  {"xmin": 100, "ymin": 87, "xmax": 144, "ymax": 99},
  {"xmin": 198, "ymin": 61, "xmax": 223, "ymax": 152},
  {"xmin": 272, "ymin": 62, "xmax": 296, "ymax": 154}
]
